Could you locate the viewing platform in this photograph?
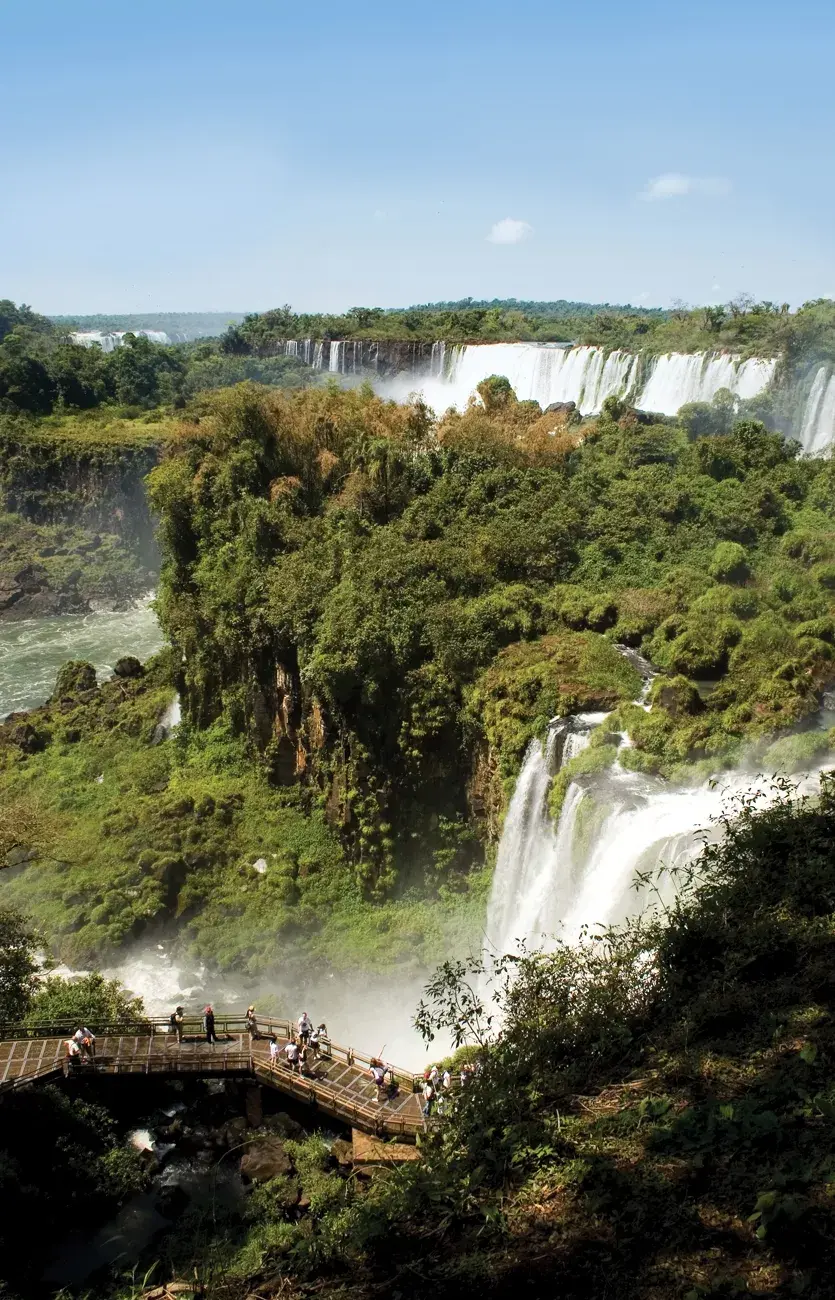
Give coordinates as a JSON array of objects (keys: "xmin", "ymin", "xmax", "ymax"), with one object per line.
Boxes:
[{"xmin": 0, "ymin": 1014, "xmax": 425, "ymax": 1138}]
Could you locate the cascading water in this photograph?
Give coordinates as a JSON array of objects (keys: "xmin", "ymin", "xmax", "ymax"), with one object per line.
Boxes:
[
  {"xmin": 378, "ymin": 343, "xmax": 775, "ymax": 418},
  {"xmin": 70, "ymin": 330, "xmax": 171, "ymax": 350},
  {"xmin": 798, "ymin": 366, "xmax": 835, "ymax": 455},
  {"xmin": 485, "ymin": 738, "xmax": 833, "ymax": 959},
  {"xmin": 637, "ymin": 353, "xmax": 776, "ymax": 416}
]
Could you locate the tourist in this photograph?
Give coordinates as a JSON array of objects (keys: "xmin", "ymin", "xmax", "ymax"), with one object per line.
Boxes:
[
  {"xmin": 65, "ymin": 1039, "xmax": 82, "ymax": 1073},
  {"xmin": 442, "ymin": 1068, "xmax": 452, "ymax": 1091},
  {"xmin": 370, "ymin": 1059, "xmax": 386, "ymax": 1092},
  {"xmin": 298, "ymin": 1011, "xmax": 312, "ymax": 1045},
  {"xmin": 245, "ymin": 1005, "xmax": 258, "ymax": 1042},
  {"xmin": 311, "ymin": 1022, "xmax": 329, "ymax": 1059},
  {"xmin": 73, "ymin": 1026, "xmax": 96, "ymax": 1059},
  {"xmin": 422, "ymin": 1079, "xmax": 435, "ymax": 1118},
  {"xmin": 429, "ymin": 1064, "xmax": 439, "ymax": 1088},
  {"xmin": 268, "ymin": 1036, "xmax": 279, "ymax": 1064},
  {"xmin": 204, "ymin": 1005, "xmax": 218, "ymax": 1044},
  {"xmin": 169, "ymin": 1006, "xmax": 184, "ymax": 1044},
  {"xmin": 284, "ymin": 1040, "xmax": 300, "ymax": 1072}
]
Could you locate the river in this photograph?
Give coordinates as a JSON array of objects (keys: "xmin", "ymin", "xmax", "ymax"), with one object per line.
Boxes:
[{"xmin": 0, "ymin": 595, "xmax": 164, "ymax": 716}]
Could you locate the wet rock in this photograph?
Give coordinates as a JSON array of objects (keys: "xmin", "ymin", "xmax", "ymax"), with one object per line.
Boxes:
[
  {"xmin": 225, "ymin": 1116, "xmax": 248, "ymax": 1146},
  {"xmin": 240, "ymin": 1137, "xmax": 293, "ymax": 1183},
  {"xmin": 263, "ymin": 1112, "xmax": 305, "ymax": 1141}
]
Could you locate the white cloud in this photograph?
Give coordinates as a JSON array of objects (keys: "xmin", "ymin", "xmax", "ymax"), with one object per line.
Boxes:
[
  {"xmin": 487, "ymin": 217, "xmax": 533, "ymax": 244},
  {"xmin": 640, "ymin": 173, "xmax": 731, "ymax": 201}
]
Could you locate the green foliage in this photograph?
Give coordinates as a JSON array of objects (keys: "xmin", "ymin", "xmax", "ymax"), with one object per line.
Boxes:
[
  {"xmin": 0, "ymin": 905, "xmax": 39, "ymax": 1021},
  {"xmin": 709, "ymin": 540, "xmax": 750, "ymax": 583},
  {"xmin": 386, "ymin": 777, "xmax": 835, "ymax": 1297},
  {"xmin": 27, "ymin": 971, "xmax": 144, "ymax": 1024}
]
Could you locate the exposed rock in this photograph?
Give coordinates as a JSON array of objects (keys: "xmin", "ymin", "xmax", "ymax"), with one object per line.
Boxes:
[
  {"xmin": 240, "ymin": 1137, "xmax": 293, "ymax": 1182},
  {"xmin": 650, "ymin": 675, "xmax": 704, "ymax": 718},
  {"xmin": 52, "ymin": 660, "xmax": 97, "ymax": 699},
  {"xmin": 263, "ymin": 1112, "xmax": 305, "ymax": 1141},
  {"xmin": 331, "ymin": 1138, "xmax": 354, "ymax": 1166},
  {"xmin": 114, "ymin": 655, "xmax": 144, "ymax": 679}
]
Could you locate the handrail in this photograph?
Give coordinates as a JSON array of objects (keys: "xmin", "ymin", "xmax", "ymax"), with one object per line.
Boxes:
[{"xmin": 0, "ymin": 1014, "xmax": 420, "ymax": 1087}]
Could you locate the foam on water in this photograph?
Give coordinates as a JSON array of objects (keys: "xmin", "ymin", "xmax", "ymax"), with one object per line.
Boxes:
[
  {"xmin": 0, "ymin": 595, "xmax": 163, "ymax": 716},
  {"xmin": 485, "ymin": 744, "xmax": 833, "ymax": 957}
]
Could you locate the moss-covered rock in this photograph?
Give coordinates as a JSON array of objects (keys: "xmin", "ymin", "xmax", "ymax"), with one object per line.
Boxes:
[
  {"xmin": 469, "ymin": 632, "xmax": 642, "ymax": 778},
  {"xmin": 52, "ymin": 660, "xmax": 97, "ymax": 699}
]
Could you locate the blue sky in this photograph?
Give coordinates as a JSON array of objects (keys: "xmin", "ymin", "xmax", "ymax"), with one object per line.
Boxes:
[{"xmin": 2, "ymin": 1, "xmax": 833, "ymax": 314}]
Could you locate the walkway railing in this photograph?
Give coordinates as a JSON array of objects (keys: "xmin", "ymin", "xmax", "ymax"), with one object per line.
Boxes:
[{"xmin": 0, "ymin": 1015, "xmax": 423, "ymax": 1093}]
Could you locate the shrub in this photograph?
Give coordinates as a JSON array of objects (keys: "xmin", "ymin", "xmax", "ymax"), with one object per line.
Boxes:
[{"xmin": 709, "ymin": 541, "xmax": 750, "ymax": 583}]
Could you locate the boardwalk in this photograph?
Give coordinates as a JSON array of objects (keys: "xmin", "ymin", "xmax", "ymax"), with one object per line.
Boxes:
[{"xmin": 0, "ymin": 1015, "xmax": 425, "ymax": 1138}]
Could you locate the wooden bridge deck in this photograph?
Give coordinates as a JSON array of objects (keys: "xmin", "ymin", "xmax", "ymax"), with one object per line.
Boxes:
[{"xmin": 0, "ymin": 1018, "xmax": 425, "ymax": 1138}]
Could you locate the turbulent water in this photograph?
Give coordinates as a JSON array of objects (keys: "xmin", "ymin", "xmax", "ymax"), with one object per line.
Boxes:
[
  {"xmin": 485, "ymin": 734, "xmax": 833, "ymax": 958},
  {"xmin": 0, "ymin": 596, "xmax": 163, "ymax": 716}
]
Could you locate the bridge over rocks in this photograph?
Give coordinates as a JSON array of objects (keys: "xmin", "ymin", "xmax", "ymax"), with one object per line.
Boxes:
[{"xmin": 0, "ymin": 1013, "xmax": 425, "ymax": 1138}]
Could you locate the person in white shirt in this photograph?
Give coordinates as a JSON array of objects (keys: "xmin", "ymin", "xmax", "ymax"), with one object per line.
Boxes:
[
  {"xmin": 297, "ymin": 1012, "xmax": 312, "ymax": 1045},
  {"xmin": 268, "ymin": 1037, "xmax": 279, "ymax": 1063},
  {"xmin": 284, "ymin": 1041, "xmax": 300, "ymax": 1071},
  {"xmin": 74, "ymin": 1027, "xmax": 96, "ymax": 1058},
  {"xmin": 442, "ymin": 1069, "xmax": 452, "ymax": 1090}
]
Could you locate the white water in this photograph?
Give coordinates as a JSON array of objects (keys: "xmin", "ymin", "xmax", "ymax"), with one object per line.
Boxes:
[
  {"xmin": 378, "ymin": 343, "xmax": 775, "ymax": 418},
  {"xmin": 637, "ymin": 353, "xmax": 776, "ymax": 416},
  {"xmin": 798, "ymin": 366, "xmax": 835, "ymax": 455},
  {"xmin": 70, "ymin": 330, "xmax": 171, "ymax": 351},
  {"xmin": 89, "ymin": 943, "xmax": 441, "ymax": 1069},
  {"xmin": 0, "ymin": 595, "xmax": 163, "ymax": 717},
  {"xmin": 485, "ymin": 735, "xmax": 833, "ymax": 958}
]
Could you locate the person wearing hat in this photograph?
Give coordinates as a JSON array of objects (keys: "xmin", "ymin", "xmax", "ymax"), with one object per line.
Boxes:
[
  {"xmin": 245, "ymin": 1005, "xmax": 258, "ymax": 1044},
  {"xmin": 169, "ymin": 1006, "xmax": 185, "ymax": 1044}
]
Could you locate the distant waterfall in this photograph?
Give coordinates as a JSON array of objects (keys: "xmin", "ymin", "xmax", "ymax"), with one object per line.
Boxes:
[
  {"xmin": 484, "ymin": 739, "xmax": 833, "ymax": 958},
  {"xmin": 798, "ymin": 366, "xmax": 835, "ymax": 455},
  {"xmin": 379, "ymin": 343, "xmax": 775, "ymax": 418},
  {"xmin": 71, "ymin": 329, "xmax": 171, "ymax": 351}
]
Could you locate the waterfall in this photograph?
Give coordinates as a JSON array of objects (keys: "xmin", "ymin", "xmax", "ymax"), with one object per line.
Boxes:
[
  {"xmin": 71, "ymin": 329, "xmax": 171, "ymax": 350},
  {"xmin": 637, "ymin": 353, "xmax": 777, "ymax": 415},
  {"xmin": 485, "ymin": 742, "xmax": 832, "ymax": 958},
  {"xmin": 798, "ymin": 366, "xmax": 835, "ymax": 455},
  {"xmin": 328, "ymin": 341, "xmax": 343, "ymax": 373},
  {"xmin": 378, "ymin": 343, "xmax": 775, "ymax": 419}
]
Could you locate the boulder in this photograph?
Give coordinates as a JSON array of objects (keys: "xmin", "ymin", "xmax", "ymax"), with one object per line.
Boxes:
[
  {"xmin": 113, "ymin": 655, "xmax": 144, "ymax": 679},
  {"xmin": 240, "ymin": 1137, "xmax": 294, "ymax": 1182},
  {"xmin": 331, "ymin": 1138, "xmax": 353, "ymax": 1166},
  {"xmin": 263, "ymin": 1112, "xmax": 305, "ymax": 1141},
  {"xmin": 53, "ymin": 660, "xmax": 97, "ymax": 699}
]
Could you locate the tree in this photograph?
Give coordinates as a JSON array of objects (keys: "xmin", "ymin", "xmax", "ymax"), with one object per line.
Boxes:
[
  {"xmin": 0, "ymin": 907, "xmax": 40, "ymax": 1022},
  {"xmin": 476, "ymin": 374, "xmax": 516, "ymax": 411},
  {"xmin": 27, "ymin": 971, "xmax": 144, "ymax": 1025}
]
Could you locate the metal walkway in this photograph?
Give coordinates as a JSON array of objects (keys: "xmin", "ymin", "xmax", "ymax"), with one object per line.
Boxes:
[{"xmin": 0, "ymin": 1015, "xmax": 425, "ymax": 1138}]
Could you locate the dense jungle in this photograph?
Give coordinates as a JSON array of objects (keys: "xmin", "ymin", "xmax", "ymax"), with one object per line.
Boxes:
[{"xmin": 2, "ymin": 298, "xmax": 835, "ymax": 1298}]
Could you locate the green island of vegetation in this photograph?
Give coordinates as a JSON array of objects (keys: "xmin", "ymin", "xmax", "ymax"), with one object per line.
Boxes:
[{"xmin": 1, "ymin": 296, "xmax": 835, "ymax": 1297}]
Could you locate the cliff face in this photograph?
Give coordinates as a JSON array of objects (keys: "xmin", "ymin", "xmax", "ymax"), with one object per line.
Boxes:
[{"xmin": 0, "ymin": 423, "xmax": 163, "ymax": 618}]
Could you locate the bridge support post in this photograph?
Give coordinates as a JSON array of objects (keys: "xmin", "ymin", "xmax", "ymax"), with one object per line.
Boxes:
[{"xmin": 245, "ymin": 1084, "xmax": 263, "ymax": 1128}]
